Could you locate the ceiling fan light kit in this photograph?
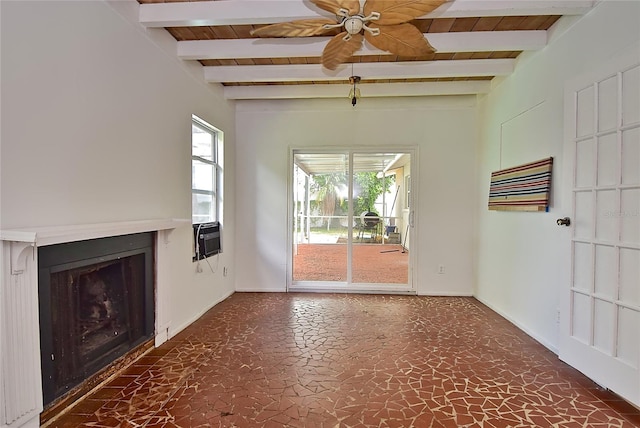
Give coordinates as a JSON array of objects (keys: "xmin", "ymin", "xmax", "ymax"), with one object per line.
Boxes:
[{"xmin": 250, "ymin": 0, "xmax": 446, "ymax": 71}]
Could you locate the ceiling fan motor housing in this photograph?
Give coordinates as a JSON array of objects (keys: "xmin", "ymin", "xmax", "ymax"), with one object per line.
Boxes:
[{"xmin": 344, "ymin": 16, "xmax": 364, "ymax": 34}]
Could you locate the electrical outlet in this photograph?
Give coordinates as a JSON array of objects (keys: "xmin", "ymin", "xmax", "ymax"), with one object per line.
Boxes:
[
  {"xmin": 556, "ymin": 309, "xmax": 561, "ymax": 324},
  {"xmin": 223, "ymin": 266, "xmax": 228, "ymax": 277},
  {"xmin": 438, "ymin": 265, "xmax": 445, "ymax": 274}
]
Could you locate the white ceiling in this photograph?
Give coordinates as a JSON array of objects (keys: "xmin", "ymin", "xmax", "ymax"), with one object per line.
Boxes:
[{"xmin": 138, "ymin": 0, "xmax": 595, "ymax": 100}]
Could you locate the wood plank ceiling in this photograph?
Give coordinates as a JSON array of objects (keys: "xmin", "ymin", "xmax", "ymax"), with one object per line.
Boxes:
[{"xmin": 137, "ymin": 0, "xmax": 595, "ymax": 100}]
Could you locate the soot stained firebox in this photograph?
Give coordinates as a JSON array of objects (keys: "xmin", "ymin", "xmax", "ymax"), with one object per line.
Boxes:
[{"xmin": 38, "ymin": 232, "xmax": 154, "ymax": 406}]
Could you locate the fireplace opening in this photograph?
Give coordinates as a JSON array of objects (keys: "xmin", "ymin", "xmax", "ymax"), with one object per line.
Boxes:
[{"xmin": 38, "ymin": 233, "xmax": 154, "ymax": 406}]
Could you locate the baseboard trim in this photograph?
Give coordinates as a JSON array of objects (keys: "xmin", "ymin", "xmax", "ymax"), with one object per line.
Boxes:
[
  {"xmin": 474, "ymin": 295, "xmax": 559, "ymax": 355},
  {"xmin": 235, "ymin": 287, "xmax": 287, "ymax": 293},
  {"xmin": 168, "ymin": 289, "xmax": 235, "ymax": 339},
  {"xmin": 418, "ymin": 291, "xmax": 474, "ymax": 297}
]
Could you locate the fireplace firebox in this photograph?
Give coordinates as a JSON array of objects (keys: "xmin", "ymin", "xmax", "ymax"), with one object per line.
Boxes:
[{"xmin": 38, "ymin": 232, "xmax": 154, "ymax": 406}]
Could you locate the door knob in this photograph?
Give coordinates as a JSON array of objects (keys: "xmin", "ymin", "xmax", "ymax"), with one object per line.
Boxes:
[{"xmin": 556, "ymin": 217, "xmax": 571, "ymax": 226}]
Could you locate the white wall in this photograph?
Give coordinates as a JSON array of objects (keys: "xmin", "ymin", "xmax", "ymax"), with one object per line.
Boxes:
[
  {"xmin": 475, "ymin": 1, "xmax": 640, "ymax": 352},
  {"xmin": 235, "ymin": 96, "xmax": 477, "ymax": 295},
  {"xmin": 0, "ymin": 0, "xmax": 236, "ymax": 339}
]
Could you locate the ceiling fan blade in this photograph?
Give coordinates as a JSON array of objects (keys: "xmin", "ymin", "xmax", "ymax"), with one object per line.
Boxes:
[
  {"xmin": 364, "ymin": 23, "xmax": 436, "ymax": 56},
  {"xmin": 364, "ymin": 0, "xmax": 447, "ymax": 25},
  {"xmin": 251, "ymin": 19, "xmax": 337, "ymax": 37},
  {"xmin": 322, "ymin": 32, "xmax": 364, "ymax": 70},
  {"xmin": 311, "ymin": 0, "xmax": 361, "ymax": 16}
]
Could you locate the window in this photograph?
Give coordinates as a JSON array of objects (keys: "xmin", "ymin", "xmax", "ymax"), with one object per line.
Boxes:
[{"xmin": 192, "ymin": 115, "xmax": 222, "ymax": 224}]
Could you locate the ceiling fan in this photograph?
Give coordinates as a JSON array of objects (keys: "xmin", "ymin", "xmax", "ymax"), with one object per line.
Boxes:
[{"xmin": 251, "ymin": 0, "xmax": 447, "ymax": 70}]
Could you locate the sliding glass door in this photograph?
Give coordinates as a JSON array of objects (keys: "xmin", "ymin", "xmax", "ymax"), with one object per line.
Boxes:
[
  {"xmin": 290, "ymin": 149, "xmax": 413, "ymax": 292},
  {"xmin": 292, "ymin": 153, "xmax": 349, "ymax": 282}
]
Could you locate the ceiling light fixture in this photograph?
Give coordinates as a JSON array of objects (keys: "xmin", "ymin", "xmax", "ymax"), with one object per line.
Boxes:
[{"xmin": 348, "ymin": 75, "xmax": 361, "ymax": 107}]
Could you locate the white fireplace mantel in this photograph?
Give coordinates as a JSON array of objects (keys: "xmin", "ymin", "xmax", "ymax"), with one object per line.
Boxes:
[
  {"xmin": 0, "ymin": 218, "xmax": 189, "ymax": 247},
  {"xmin": 0, "ymin": 218, "xmax": 188, "ymax": 428}
]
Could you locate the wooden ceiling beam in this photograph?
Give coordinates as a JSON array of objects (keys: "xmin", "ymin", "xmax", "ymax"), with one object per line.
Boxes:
[
  {"xmin": 178, "ymin": 30, "xmax": 546, "ymax": 60},
  {"xmin": 140, "ymin": 0, "xmax": 593, "ymax": 28},
  {"xmin": 224, "ymin": 80, "xmax": 492, "ymax": 99},
  {"xmin": 203, "ymin": 59, "xmax": 514, "ymax": 83}
]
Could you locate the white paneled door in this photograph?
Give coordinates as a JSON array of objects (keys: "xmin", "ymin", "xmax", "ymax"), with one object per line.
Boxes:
[{"xmin": 560, "ymin": 45, "xmax": 640, "ymax": 406}]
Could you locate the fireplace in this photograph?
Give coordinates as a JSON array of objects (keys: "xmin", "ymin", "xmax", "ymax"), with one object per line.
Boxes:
[{"xmin": 38, "ymin": 232, "xmax": 155, "ymax": 406}]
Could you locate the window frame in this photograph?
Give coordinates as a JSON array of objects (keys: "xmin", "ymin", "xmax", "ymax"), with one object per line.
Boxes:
[{"xmin": 191, "ymin": 115, "xmax": 223, "ymax": 225}]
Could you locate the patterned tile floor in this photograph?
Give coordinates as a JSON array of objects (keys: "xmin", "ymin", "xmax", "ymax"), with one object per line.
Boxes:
[{"xmin": 48, "ymin": 293, "xmax": 640, "ymax": 427}]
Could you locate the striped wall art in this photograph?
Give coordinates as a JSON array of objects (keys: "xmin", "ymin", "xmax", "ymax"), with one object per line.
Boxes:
[{"xmin": 488, "ymin": 157, "xmax": 553, "ymax": 212}]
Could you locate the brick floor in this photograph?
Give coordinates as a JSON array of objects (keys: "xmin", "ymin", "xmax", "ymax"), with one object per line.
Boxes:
[
  {"xmin": 293, "ymin": 244, "xmax": 408, "ymax": 283},
  {"xmin": 46, "ymin": 293, "xmax": 640, "ymax": 427}
]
